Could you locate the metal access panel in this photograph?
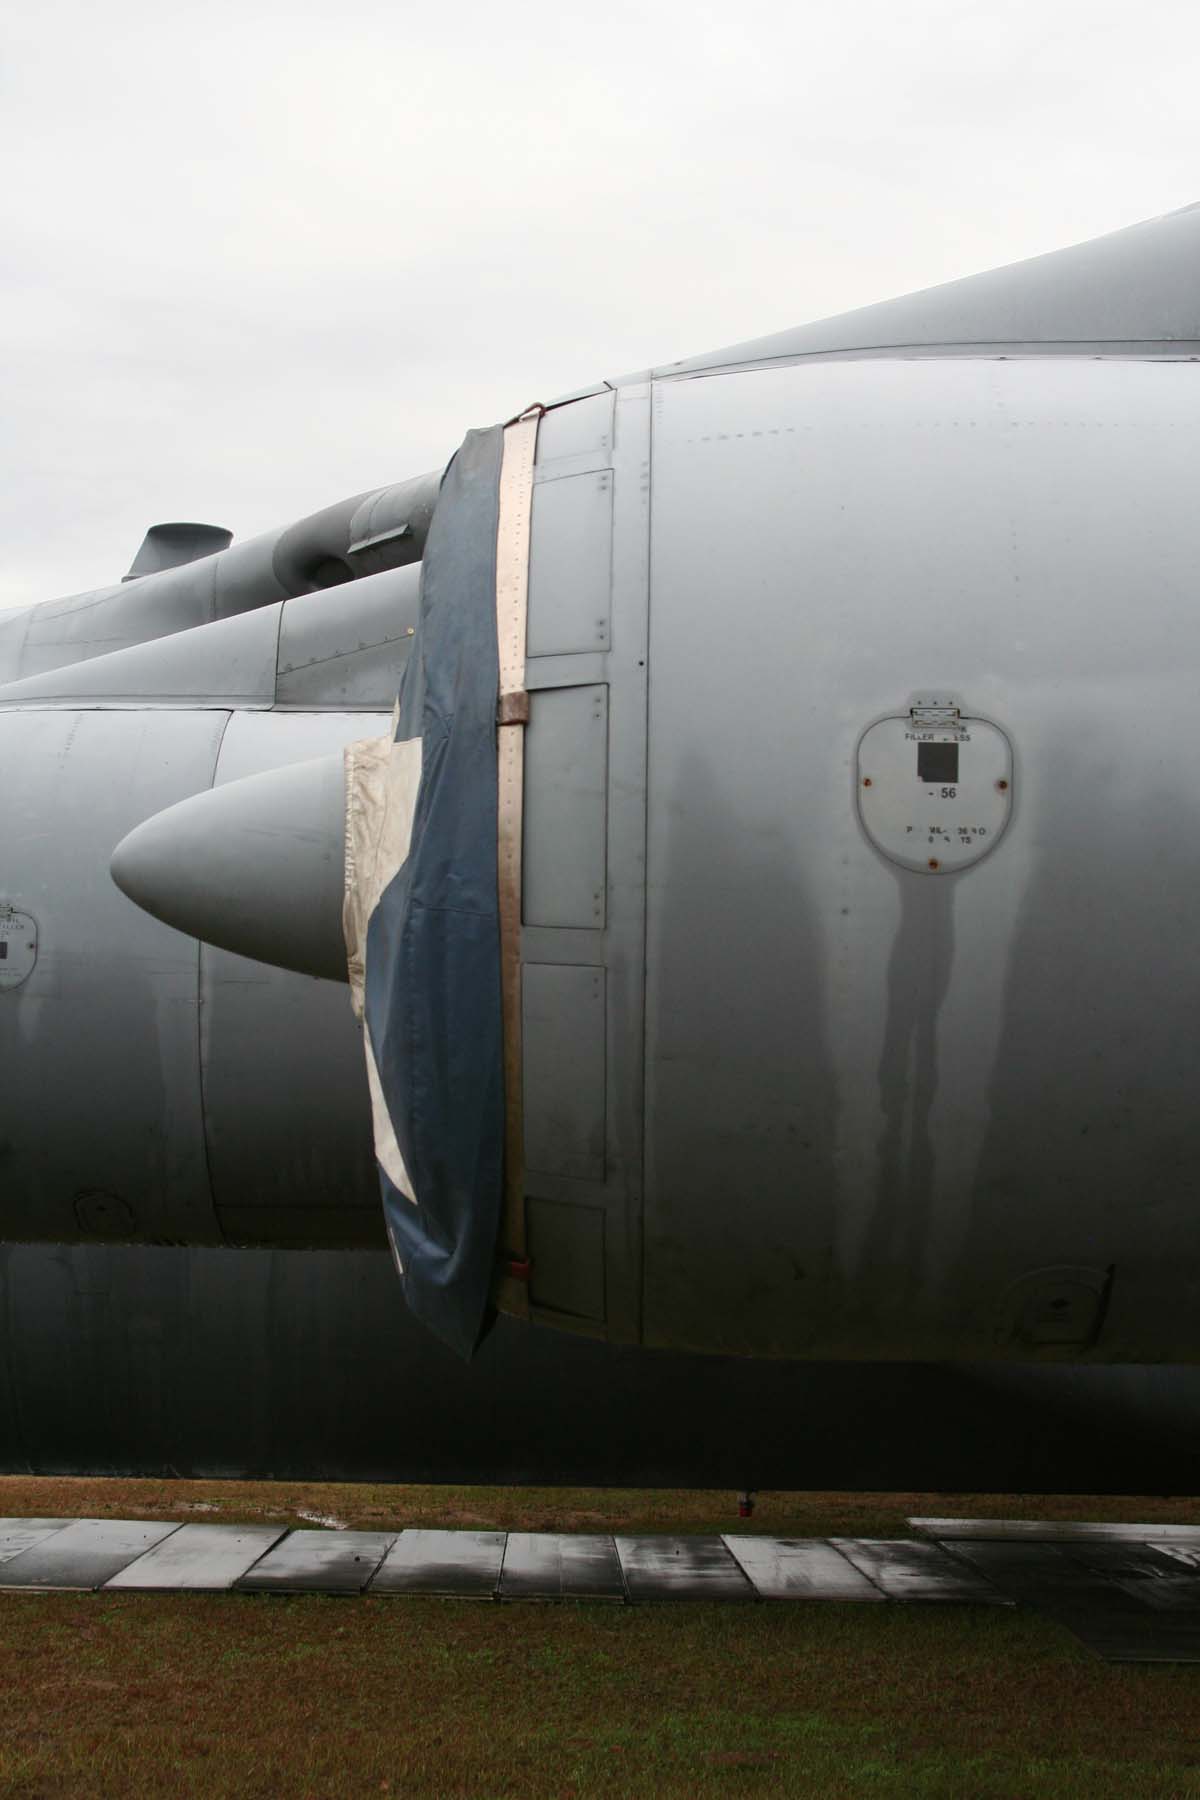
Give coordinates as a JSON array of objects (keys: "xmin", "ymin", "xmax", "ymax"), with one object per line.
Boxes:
[
  {"xmin": 527, "ymin": 471, "xmax": 613, "ymax": 657},
  {"xmin": 536, "ymin": 391, "xmax": 614, "ymax": 464},
  {"xmin": 275, "ymin": 564, "xmax": 420, "ymax": 710},
  {"xmin": 523, "ymin": 685, "xmax": 608, "ymax": 930},
  {"xmin": 523, "ymin": 964, "xmax": 606, "ymax": 1181},
  {"xmin": 527, "ymin": 1197, "xmax": 606, "ymax": 1322},
  {"xmin": 519, "ymin": 382, "xmax": 651, "ymax": 1351}
]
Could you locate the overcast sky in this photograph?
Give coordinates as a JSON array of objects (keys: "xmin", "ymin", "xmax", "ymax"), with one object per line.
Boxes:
[{"xmin": 2, "ymin": 0, "xmax": 1197, "ymax": 604}]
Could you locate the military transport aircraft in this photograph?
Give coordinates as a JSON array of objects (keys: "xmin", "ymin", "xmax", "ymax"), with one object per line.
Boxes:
[{"xmin": 3, "ymin": 203, "xmax": 1200, "ymax": 1486}]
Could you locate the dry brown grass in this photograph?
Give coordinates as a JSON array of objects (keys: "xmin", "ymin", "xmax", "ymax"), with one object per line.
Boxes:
[
  {"xmin": 1, "ymin": 1481, "xmax": 1199, "ymax": 1798},
  {"xmin": 5, "ymin": 1475, "xmax": 1200, "ymax": 1538}
]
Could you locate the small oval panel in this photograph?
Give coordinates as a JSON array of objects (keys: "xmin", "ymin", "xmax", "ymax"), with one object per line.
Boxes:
[{"xmin": 0, "ymin": 906, "xmax": 37, "ymax": 990}]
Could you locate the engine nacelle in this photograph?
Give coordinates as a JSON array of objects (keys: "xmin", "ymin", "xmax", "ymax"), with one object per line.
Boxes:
[{"xmin": 6, "ymin": 318, "xmax": 1200, "ymax": 1366}]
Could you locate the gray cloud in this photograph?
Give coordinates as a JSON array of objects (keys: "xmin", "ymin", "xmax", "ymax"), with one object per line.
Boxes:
[{"xmin": 2, "ymin": 0, "xmax": 1196, "ymax": 602}]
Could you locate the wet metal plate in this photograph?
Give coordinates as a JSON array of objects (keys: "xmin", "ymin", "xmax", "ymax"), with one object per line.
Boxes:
[
  {"xmin": 722, "ymin": 1536, "xmax": 885, "ymax": 1601},
  {"xmin": 911, "ymin": 1518, "xmax": 1200, "ymax": 1543},
  {"xmin": 0, "ymin": 1520, "xmax": 71, "ymax": 1566},
  {"xmin": 370, "ymin": 1530, "xmax": 506, "ymax": 1598},
  {"xmin": 499, "ymin": 1533, "xmax": 625, "ymax": 1601},
  {"xmin": 1057, "ymin": 1542, "xmax": 1184, "ymax": 1582},
  {"xmin": 106, "ymin": 1524, "xmax": 286, "ymax": 1590},
  {"xmin": 949, "ymin": 1539, "xmax": 1115, "ymax": 1594},
  {"xmin": 832, "ymin": 1539, "xmax": 1009, "ymax": 1604},
  {"xmin": 615, "ymin": 1536, "xmax": 755, "ymax": 1602},
  {"xmin": 1150, "ymin": 1543, "xmax": 1200, "ymax": 1571},
  {"xmin": 950, "ymin": 1539, "xmax": 1200, "ymax": 1662},
  {"xmin": 0, "ymin": 1520, "xmax": 181, "ymax": 1590},
  {"xmin": 239, "ymin": 1529, "xmax": 395, "ymax": 1594}
]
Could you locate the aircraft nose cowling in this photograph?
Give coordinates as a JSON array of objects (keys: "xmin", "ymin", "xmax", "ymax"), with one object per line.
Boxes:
[{"xmin": 110, "ymin": 752, "xmax": 348, "ymax": 981}]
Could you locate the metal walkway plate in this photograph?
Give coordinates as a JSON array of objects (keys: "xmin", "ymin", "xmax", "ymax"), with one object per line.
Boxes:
[
  {"xmin": 370, "ymin": 1529, "xmax": 506, "ymax": 1597},
  {"xmin": 239, "ymin": 1530, "xmax": 395, "ymax": 1594},
  {"xmin": 1151, "ymin": 1543, "xmax": 1200, "ymax": 1571},
  {"xmin": 0, "ymin": 1519, "xmax": 180, "ymax": 1590},
  {"xmin": 499, "ymin": 1533, "xmax": 624, "ymax": 1601},
  {"xmin": 722, "ymin": 1536, "xmax": 885, "ymax": 1601},
  {"xmin": 0, "ymin": 1520, "xmax": 71, "ymax": 1566},
  {"xmin": 949, "ymin": 1539, "xmax": 1200, "ymax": 1663},
  {"xmin": 911, "ymin": 1517, "xmax": 1200, "ymax": 1543},
  {"xmin": 615, "ymin": 1535, "xmax": 755, "ymax": 1602},
  {"xmin": 833, "ymin": 1538, "xmax": 1010, "ymax": 1604},
  {"xmin": 106, "ymin": 1523, "xmax": 286, "ymax": 1591}
]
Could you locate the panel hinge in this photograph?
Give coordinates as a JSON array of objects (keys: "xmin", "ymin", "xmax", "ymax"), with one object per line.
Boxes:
[{"xmin": 908, "ymin": 700, "xmax": 961, "ymax": 731}]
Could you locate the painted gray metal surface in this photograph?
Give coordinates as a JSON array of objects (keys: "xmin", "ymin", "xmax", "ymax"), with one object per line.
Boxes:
[
  {"xmin": 721, "ymin": 1536, "xmax": 884, "ymax": 1601},
  {"xmin": 0, "ymin": 1520, "xmax": 70, "ymax": 1564},
  {"xmin": 499, "ymin": 1533, "xmax": 625, "ymax": 1601},
  {"xmin": 275, "ymin": 564, "xmax": 418, "ymax": 709},
  {"xmin": 0, "ymin": 563, "xmax": 418, "ymax": 714},
  {"xmin": 527, "ymin": 470, "xmax": 612, "ymax": 656},
  {"xmin": 621, "ymin": 201, "xmax": 1200, "ymax": 381},
  {"xmin": 614, "ymin": 1536, "xmax": 755, "ymax": 1602},
  {"xmin": 200, "ymin": 711, "xmax": 386, "ymax": 1246},
  {"xmin": 523, "ymin": 965, "xmax": 606, "ymax": 1182},
  {"xmin": 0, "ymin": 1519, "xmax": 179, "ymax": 1589},
  {"xmin": 105, "ymin": 1523, "xmax": 284, "ymax": 1589},
  {"xmin": 0, "ymin": 704, "xmax": 384, "ymax": 1250},
  {"xmin": 0, "ymin": 603, "xmax": 282, "ymax": 708},
  {"xmin": 238, "ymin": 1529, "xmax": 394, "ymax": 1593},
  {"xmin": 0, "ymin": 707, "xmax": 227, "ymax": 1245},
  {"xmin": 522, "ymin": 685, "xmax": 609, "ymax": 930},
  {"xmin": 370, "ymin": 1530, "xmax": 506, "ymax": 1597},
  {"xmin": 0, "ymin": 470, "xmax": 437, "ymax": 687},
  {"xmin": 831, "ymin": 1539, "xmax": 1007, "ymax": 1603},
  {"xmin": 519, "ymin": 383, "xmax": 650, "ymax": 1346},
  {"xmin": 641, "ymin": 355, "xmax": 1200, "ymax": 1361},
  {"xmin": 14, "ymin": 1247, "xmax": 1200, "ymax": 1490},
  {"xmin": 9, "ymin": 218, "xmax": 1200, "ymax": 1381}
]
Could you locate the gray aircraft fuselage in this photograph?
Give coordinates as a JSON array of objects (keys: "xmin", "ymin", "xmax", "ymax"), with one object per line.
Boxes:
[{"xmin": 4, "ymin": 205, "xmax": 1200, "ymax": 1444}]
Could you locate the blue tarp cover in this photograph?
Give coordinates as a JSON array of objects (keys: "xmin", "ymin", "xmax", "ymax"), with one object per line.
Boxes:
[{"xmin": 363, "ymin": 424, "xmax": 505, "ymax": 1358}]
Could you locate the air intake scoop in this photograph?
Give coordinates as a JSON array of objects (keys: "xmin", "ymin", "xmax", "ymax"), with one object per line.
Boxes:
[{"xmin": 123, "ymin": 522, "xmax": 233, "ymax": 581}]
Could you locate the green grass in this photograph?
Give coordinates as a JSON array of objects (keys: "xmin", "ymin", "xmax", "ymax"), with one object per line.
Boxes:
[{"xmin": 2, "ymin": 1482, "xmax": 1200, "ymax": 1796}]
